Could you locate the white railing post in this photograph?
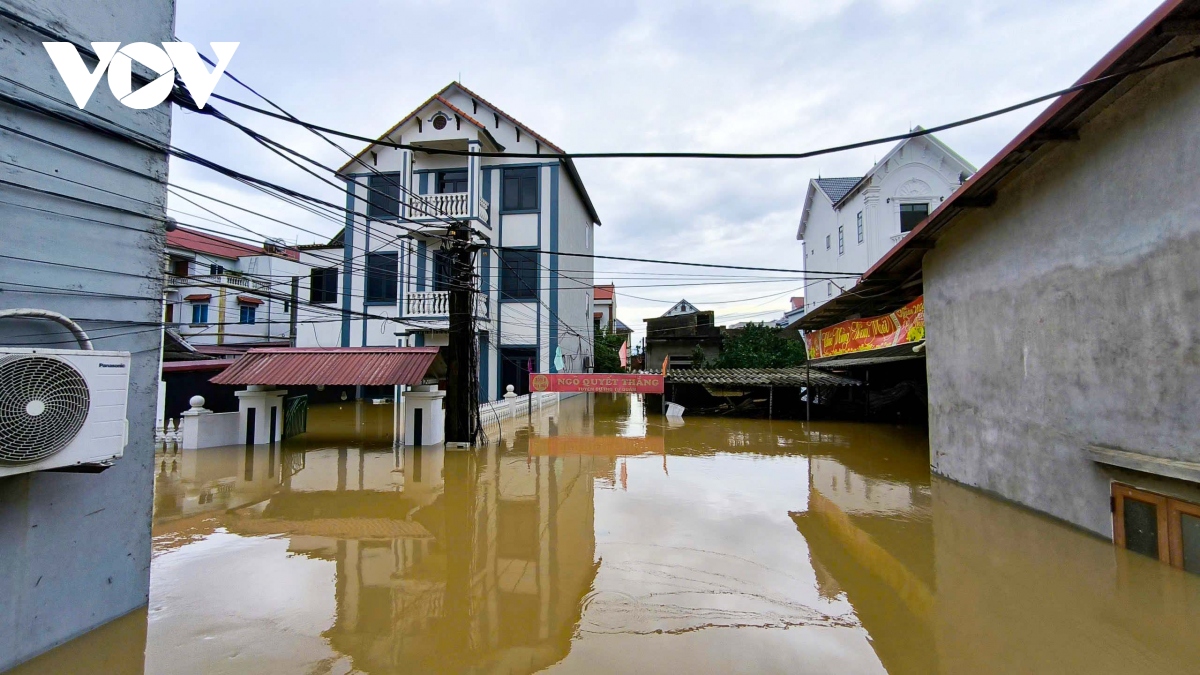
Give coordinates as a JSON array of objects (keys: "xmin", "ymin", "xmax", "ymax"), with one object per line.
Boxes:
[{"xmin": 504, "ymin": 385, "xmax": 517, "ymax": 419}]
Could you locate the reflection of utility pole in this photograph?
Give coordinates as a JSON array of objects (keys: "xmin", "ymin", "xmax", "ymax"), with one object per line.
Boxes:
[
  {"xmin": 442, "ymin": 450, "xmax": 476, "ymax": 659},
  {"xmin": 446, "ymin": 224, "xmax": 478, "ymax": 448}
]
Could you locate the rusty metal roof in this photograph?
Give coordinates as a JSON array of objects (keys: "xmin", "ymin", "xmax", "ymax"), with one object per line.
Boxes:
[
  {"xmin": 210, "ymin": 347, "xmax": 442, "ymax": 386},
  {"xmin": 666, "ymin": 367, "xmax": 859, "ymax": 387}
]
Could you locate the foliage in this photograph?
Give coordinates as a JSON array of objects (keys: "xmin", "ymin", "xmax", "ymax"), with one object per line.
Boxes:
[
  {"xmin": 593, "ymin": 328, "xmax": 628, "ymax": 373},
  {"xmin": 710, "ymin": 323, "xmax": 807, "ymax": 369}
]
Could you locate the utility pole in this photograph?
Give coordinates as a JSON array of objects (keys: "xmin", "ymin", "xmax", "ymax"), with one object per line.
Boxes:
[
  {"xmin": 288, "ymin": 275, "xmax": 299, "ymax": 347},
  {"xmin": 445, "ymin": 225, "xmax": 477, "ymax": 448}
]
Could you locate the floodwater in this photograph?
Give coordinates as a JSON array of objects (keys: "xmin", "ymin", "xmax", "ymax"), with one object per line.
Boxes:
[{"xmin": 14, "ymin": 394, "xmax": 1200, "ymax": 674}]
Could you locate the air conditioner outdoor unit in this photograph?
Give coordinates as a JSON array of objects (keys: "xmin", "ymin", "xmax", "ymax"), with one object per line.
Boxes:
[{"xmin": 0, "ymin": 347, "xmax": 131, "ymax": 477}]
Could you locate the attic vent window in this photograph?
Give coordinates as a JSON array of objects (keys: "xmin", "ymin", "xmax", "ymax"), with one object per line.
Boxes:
[{"xmin": 432, "ymin": 113, "xmax": 449, "ymax": 131}]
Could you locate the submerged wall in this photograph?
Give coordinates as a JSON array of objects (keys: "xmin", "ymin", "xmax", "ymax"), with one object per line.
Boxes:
[
  {"xmin": 923, "ymin": 54, "xmax": 1200, "ymax": 536},
  {"xmin": 0, "ymin": 0, "xmax": 175, "ymax": 669}
]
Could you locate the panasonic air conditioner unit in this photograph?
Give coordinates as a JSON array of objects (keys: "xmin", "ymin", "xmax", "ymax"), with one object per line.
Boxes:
[{"xmin": 0, "ymin": 347, "xmax": 130, "ymax": 477}]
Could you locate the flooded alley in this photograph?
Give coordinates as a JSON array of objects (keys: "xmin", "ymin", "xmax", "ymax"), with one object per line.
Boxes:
[{"xmin": 17, "ymin": 394, "xmax": 1200, "ymax": 674}]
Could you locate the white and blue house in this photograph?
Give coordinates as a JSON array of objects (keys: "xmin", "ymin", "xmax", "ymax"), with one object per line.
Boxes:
[{"xmin": 295, "ymin": 83, "xmax": 600, "ymax": 400}]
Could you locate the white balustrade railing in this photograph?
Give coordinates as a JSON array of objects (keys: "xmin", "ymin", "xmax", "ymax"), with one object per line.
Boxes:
[
  {"xmin": 411, "ymin": 193, "xmax": 490, "ymax": 224},
  {"xmin": 404, "ymin": 291, "xmax": 488, "ymax": 318},
  {"xmin": 479, "ymin": 387, "xmax": 562, "ymax": 431},
  {"xmin": 168, "ymin": 273, "xmax": 271, "ymax": 292}
]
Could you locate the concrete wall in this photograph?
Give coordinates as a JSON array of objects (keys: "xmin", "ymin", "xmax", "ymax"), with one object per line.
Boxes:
[
  {"xmin": 924, "ymin": 55, "xmax": 1200, "ymax": 536},
  {"xmin": 0, "ymin": 0, "xmax": 175, "ymax": 669}
]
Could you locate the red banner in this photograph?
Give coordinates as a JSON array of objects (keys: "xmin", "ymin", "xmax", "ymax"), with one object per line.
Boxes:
[
  {"xmin": 529, "ymin": 373, "xmax": 664, "ymax": 394},
  {"xmin": 805, "ymin": 296, "xmax": 925, "ymax": 360}
]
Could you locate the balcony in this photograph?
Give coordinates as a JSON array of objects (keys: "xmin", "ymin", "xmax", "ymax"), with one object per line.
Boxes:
[
  {"xmin": 404, "ymin": 291, "xmax": 488, "ymax": 319},
  {"xmin": 410, "ymin": 193, "xmax": 489, "ymax": 225},
  {"xmin": 167, "ymin": 273, "xmax": 271, "ymax": 292}
]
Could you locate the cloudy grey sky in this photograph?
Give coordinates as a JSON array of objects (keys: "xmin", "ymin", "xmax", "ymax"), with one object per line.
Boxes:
[{"xmin": 169, "ymin": 0, "xmax": 1164, "ymax": 344}]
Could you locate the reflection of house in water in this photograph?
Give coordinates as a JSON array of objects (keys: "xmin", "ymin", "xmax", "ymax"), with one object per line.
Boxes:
[
  {"xmin": 789, "ymin": 426, "xmax": 1200, "ymax": 675},
  {"xmin": 792, "ymin": 449, "xmax": 936, "ymax": 675},
  {"xmin": 166, "ymin": 395, "xmax": 613, "ymax": 674}
]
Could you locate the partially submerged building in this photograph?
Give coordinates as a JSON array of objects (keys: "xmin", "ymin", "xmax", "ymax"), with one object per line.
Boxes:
[
  {"xmin": 294, "ymin": 83, "xmax": 600, "ymax": 400},
  {"xmin": 799, "ymin": 0, "xmax": 1200, "ymax": 573},
  {"xmin": 643, "ymin": 301, "xmax": 722, "ymax": 371}
]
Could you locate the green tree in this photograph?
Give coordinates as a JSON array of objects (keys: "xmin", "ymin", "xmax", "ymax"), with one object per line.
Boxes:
[
  {"xmin": 593, "ymin": 328, "xmax": 627, "ymax": 373},
  {"xmin": 711, "ymin": 323, "xmax": 807, "ymax": 369}
]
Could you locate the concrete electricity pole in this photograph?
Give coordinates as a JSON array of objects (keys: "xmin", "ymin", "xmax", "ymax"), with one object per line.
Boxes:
[{"xmin": 445, "ymin": 224, "xmax": 478, "ymax": 448}]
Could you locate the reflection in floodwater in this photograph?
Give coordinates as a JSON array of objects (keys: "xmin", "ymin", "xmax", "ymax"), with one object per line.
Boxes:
[{"xmin": 13, "ymin": 395, "xmax": 1200, "ymax": 674}]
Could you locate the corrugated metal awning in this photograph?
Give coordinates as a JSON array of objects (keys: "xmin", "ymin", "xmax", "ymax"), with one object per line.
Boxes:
[
  {"xmin": 666, "ymin": 367, "xmax": 859, "ymax": 387},
  {"xmin": 236, "ymin": 295, "xmax": 263, "ymax": 305},
  {"xmin": 210, "ymin": 347, "xmax": 443, "ymax": 386}
]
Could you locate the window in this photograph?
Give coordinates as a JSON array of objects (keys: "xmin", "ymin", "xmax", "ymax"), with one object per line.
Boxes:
[
  {"xmin": 1113, "ymin": 483, "xmax": 1200, "ymax": 574},
  {"xmin": 857, "ymin": 211, "xmax": 864, "ymax": 243},
  {"xmin": 170, "ymin": 258, "xmax": 189, "ymax": 278},
  {"xmin": 500, "ymin": 248, "xmax": 538, "ymax": 300},
  {"xmin": 838, "ymin": 226, "xmax": 844, "ymax": 255},
  {"xmin": 900, "ymin": 203, "xmax": 929, "ymax": 233},
  {"xmin": 208, "ymin": 263, "xmax": 224, "ymax": 275},
  {"xmin": 827, "ymin": 282, "xmax": 833, "ymax": 297},
  {"xmin": 500, "ymin": 347, "xmax": 538, "ymax": 396},
  {"xmin": 366, "ymin": 173, "xmax": 401, "ymax": 219},
  {"xmin": 365, "ymin": 252, "xmax": 398, "ymax": 303},
  {"xmin": 501, "ymin": 167, "xmax": 538, "ymax": 211},
  {"xmin": 190, "ymin": 303, "xmax": 208, "ymax": 324},
  {"xmin": 825, "ymin": 234, "xmax": 831, "ymax": 250},
  {"xmin": 437, "ymin": 170, "xmax": 468, "ymax": 194},
  {"xmin": 433, "ymin": 249, "xmax": 454, "ymax": 292},
  {"xmin": 239, "ymin": 305, "xmax": 256, "ymax": 324},
  {"xmin": 310, "ymin": 267, "xmax": 338, "ymax": 304}
]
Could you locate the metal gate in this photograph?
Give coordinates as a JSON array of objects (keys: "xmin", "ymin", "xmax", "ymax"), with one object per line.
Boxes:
[{"xmin": 283, "ymin": 395, "xmax": 308, "ymax": 439}]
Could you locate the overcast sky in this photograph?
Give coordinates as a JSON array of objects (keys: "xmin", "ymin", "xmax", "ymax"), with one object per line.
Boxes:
[{"xmin": 170, "ymin": 0, "xmax": 1164, "ymax": 345}]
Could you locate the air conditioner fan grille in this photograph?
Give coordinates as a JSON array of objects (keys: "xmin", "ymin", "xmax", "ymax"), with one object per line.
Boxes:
[{"xmin": 0, "ymin": 355, "xmax": 91, "ymax": 464}]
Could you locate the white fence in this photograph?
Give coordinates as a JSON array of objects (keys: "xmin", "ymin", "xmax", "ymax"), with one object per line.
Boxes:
[{"xmin": 479, "ymin": 387, "xmax": 562, "ymax": 431}]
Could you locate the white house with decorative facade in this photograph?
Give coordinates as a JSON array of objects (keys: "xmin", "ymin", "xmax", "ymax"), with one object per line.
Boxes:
[
  {"xmin": 164, "ymin": 227, "xmax": 303, "ymax": 353},
  {"xmin": 293, "ymin": 83, "xmax": 600, "ymax": 400},
  {"xmin": 797, "ymin": 131, "xmax": 975, "ymax": 315}
]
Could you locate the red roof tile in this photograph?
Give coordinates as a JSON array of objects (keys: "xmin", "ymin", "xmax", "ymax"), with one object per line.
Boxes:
[
  {"xmin": 167, "ymin": 227, "xmax": 299, "ymax": 261},
  {"xmin": 594, "ymin": 284, "xmax": 615, "ymax": 301},
  {"xmin": 210, "ymin": 347, "xmax": 442, "ymax": 386}
]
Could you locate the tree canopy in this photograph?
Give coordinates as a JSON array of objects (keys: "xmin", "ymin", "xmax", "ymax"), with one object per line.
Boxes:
[
  {"xmin": 703, "ymin": 323, "xmax": 807, "ymax": 369},
  {"xmin": 593, "ymin": 328, "xmax": 627, "ymax": 373}
]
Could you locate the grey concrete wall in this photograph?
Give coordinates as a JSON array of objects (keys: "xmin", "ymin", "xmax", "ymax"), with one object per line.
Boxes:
[
  {"xmin": 923, "ymin": 54, "xmax": 1200, "ymax": 536},
  {"xmin": 0, "ymin": 0, "xmax": 175, "ymax": 669}
]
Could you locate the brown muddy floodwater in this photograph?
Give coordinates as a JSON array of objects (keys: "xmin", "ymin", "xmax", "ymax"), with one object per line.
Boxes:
[{"xmin": 14, "ymin": 394, "xmax": 1200, "ymax": 674}]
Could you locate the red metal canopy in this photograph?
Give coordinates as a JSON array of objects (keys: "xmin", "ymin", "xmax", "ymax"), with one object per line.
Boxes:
[{"xmin": 210, "ymin": 347, "xmax": 442, "ymax": 386}]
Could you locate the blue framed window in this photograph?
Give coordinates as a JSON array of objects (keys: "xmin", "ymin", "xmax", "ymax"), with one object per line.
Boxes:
[
  {"xmin": 500, "ymin": 248, "xmax": 538, "ymax": 300},
  {"xmin": 239, "ymin": 305, "xmax": 256, "ymax": 324},
  {"xmin": 310, "ymin": 267, "xmax": 338, "ymax": 304},
  {"xmin": 366, "ymin": 173, "xmax": 402, "ymax": 219},
  {"xmin": 857, "ymin": 211, "xmax": 864, "ymax": 242},
  {"xmin": 365, "ymin": 252, "xmax": 398, "ymax": 303},
  {"xmin": 190, "ymin": 303, "xmax": 208, "ymax": 324},
  {"xmin": 501, "ymin": 167, "xmax": 539, "ymax": 212},
  {"xmin": 437, "ymin": 170, "xmax": 468, "ymax": 194},
  {"xmin": 838, "ymin": 226, "xmax": 844, "ymax": 255}
]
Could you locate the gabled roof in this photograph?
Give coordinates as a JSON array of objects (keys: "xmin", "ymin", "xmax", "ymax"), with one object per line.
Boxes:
[
  {"xmin": 336, "ymin": 82, "xmax": 601, "ymax": 225},
  {"xmin": 797, "ymin": 131, "xmax": 976, "ymax": 240},
  {"xmin": 797, "ymin": 0, "xmax": 1200, "ymax": 330},
  {"xmin": 814, "ymin": 177, "xmax": 860, "ymax": 204},
  {"xmin": 594, "ymin": 284, "xmax": 615, "ymax": 301},
  {"xmin": 661, "ymin": 299, "xmax": 699, "ymax": 317}
]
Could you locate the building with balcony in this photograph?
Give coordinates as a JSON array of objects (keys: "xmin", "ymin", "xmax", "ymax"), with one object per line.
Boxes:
[
  {"xmin": 165, "ymin": 226, "xmax": 302, "ymax": 354},
  {"xmin": 294, "ymin": 83, "xmax": 601, "ymax": 400},
  {"xmin": 797, "ymin": 132, "xmax": 975, "ymax": 315}
]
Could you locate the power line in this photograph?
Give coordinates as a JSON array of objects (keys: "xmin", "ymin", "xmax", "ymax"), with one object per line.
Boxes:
[{"xmin": 202, "ymin": 46, "xmax": 1200, "ymax": 160}]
